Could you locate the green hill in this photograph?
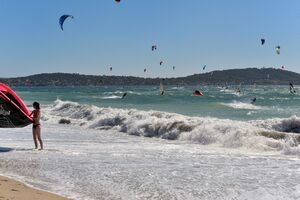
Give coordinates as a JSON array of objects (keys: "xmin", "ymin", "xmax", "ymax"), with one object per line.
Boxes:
[{"xmin": 0, "ymin": 68, "xmax": 299, "ymax": 86}]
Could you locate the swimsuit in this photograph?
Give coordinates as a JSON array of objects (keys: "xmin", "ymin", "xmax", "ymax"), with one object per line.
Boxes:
[{"xmin": 33, "ymin": 124, "xmax": 40, "ymax": 129}]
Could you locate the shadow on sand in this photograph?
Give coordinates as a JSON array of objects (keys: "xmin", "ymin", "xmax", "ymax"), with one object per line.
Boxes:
[{"xmin": 0, "ymin": 147, "xmax": 14, "ymax": 153}]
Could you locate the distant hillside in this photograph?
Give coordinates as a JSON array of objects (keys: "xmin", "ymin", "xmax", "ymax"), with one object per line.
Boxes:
[{"xmin": 0, "ymin": 68, "xmax": 299, "ymax": 86}]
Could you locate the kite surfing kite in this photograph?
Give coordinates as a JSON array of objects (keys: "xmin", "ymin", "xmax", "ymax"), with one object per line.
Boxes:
[
  {"xmin": 261, "ymin": 39, "xmax": 265, "ymax": 45},
  {"xmin": 59, "ymin": 15, "xmax": 74, "ymax": 31},
  {"xmin": 109, "ymin": 66, "xmax": 113, "ymax": 71},
  {"xmin": 173, "ymin": 66, "xmax": 175, "ymax": 70},
  {"xmin": 203, "ymin": 65, "xmax": 206, "ymax": 70},
  {"xmin": 115, "ymin": 0, "xmax": 121, "ymax": 3},
  {"xmin": 159, "ymin": 61, "xmax": 163, "ymax": 66},
  {"xmin": 0, "ymin": 83, "xmax": 32, "ymax": 128},
  {"xmin": 151, "ymin": 45, "xmax": 157, "ymax": 51},
  {"xmin": 275, "ymin": 46, "xmax": 280, "ymax": 55},
  {"xmin": 144, "ymin": 68, "xmax": 147, "ymax": 73}
]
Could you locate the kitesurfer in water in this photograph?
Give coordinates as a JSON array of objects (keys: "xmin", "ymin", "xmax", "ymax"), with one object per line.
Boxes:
[
  {"xmin": 289, "ymin": 83, "xmax": 296, "ymax": 94},
  {"xmin": 251, "ymin": 97, "xmax": 257, "ymax": 104},
  {"xmin": 30, "ymin": 102, "xmax": 43, "ymax": 150},
  {"xmin": 122, "ymin": 92, "xmax": 127, "ymax": 99}
]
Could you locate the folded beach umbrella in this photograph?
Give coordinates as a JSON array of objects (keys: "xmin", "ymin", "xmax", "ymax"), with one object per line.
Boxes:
[{"xmin": 0, "ymin": 83, "xmax": 33, "ymax": 128}]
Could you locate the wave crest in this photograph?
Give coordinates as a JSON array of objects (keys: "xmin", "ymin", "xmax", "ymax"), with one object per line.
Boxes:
[
  {"xmin": 44, "ymin": 100, "xmax": 300, "ymax": 155},
  {"xmin": 221, "ymin": 101, "xmax": 263, "ymax": 110},
  {"xmin": 251, "ymin": 115, "xmax": 300, "ymax": 133}
]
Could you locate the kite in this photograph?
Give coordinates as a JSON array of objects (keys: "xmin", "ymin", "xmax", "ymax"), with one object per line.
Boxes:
[
  {"xmin": 275, "ymin": 46, "xmax": 280, "ymax": 55},
  {"xmin": 59, "ymin": 15, "xmax": 74, "ymax": 31},
  {"xmin": 151, "ymin": 45, "xmax": 157, "ymax": 51},
  {"xmin": 0, "ymin": 83, "xmax": 32, "ymax": 128}
]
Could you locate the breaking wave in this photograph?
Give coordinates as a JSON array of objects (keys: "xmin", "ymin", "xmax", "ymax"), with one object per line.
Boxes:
[
  {"xmin": 221, "ymin": 101, "xmax": 263, "ymax": 110},
  {"xmin": 251, "ymin": 116, "xmax": 300, "ymax": 133},
  {"xmin": 100, "ymin": 95, "xmax": 122, "ymax": 99},
  {"xmin": 43, "ymin": 100, "xmax": 300, "ymax": 155},
  {"xmin": 103, "ymin": 91, "xmax": 141, "ymax": 95}
]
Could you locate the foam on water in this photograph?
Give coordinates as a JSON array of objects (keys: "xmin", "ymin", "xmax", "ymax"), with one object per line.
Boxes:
[
  {"xmin": 42, "ymin": 100, "xmax": 300, "ymax": 155},
  {"xmin": 221, "ymin": 101, "xmax": 263, "ymax": 110},
  {"xmin": 170, "ymin": 86, "xmax": 185, "ymax": 90},
  {"xmin": 103, "ymin": 91, "xmax": 141, "ymax": 95},
  {"xmin": 251, "ymin": 115, "xmax": 300, "ymax": 133},
  {"xmin": 101, "ymin": 95, "xmax": 122, "ymax": 99},
  {"xmin": 0, "ymin": 123, "xmax": 299, "ymax": 200}
]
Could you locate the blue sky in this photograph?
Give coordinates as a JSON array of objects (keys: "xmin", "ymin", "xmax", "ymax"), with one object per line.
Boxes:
[{"xmin": 0, "ymin": 0, "xmax": 299, "ymax": 78}]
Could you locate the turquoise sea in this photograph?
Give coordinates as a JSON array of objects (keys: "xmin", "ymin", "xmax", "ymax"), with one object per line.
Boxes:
[
  {"xmin": 15, "ymin": 85, "xmax": 300, "ymax": 121},
  {"xmin": 0, "ymin": 85, "xmax": 299, "ymax": 199}
]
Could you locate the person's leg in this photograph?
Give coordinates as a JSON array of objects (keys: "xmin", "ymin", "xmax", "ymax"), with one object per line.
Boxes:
[
  {"xmin": 36, "ymin": 126, "xmax": 43, "ymax": 150},
  {"xmin": 32, "ymin": 128, "xmax": 38, "ymax": 149}
]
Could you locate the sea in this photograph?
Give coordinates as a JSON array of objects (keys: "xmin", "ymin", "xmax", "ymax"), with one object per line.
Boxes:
[{"xmin": 0, "ymin": 85, "xmax": 299, "ymax": 200}]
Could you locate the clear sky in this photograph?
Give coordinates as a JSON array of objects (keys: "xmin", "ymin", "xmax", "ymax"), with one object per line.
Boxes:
[{"xmin": 0, "ymin": 0, "xmax": 300, "ymax": 78}]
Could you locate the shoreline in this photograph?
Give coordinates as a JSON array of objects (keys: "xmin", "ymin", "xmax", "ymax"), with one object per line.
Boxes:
[
  {"xmin": 0, "ymin": 122, "xmax": 299, "ymax": 199},
  {"xmin": 0, "ymin": 175, "xmax": 70, "ymax": 200}
]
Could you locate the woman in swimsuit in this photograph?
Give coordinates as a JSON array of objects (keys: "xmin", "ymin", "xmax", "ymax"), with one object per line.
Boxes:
[{"xmin": 30, "ymin": 102, "xmax": 43, "ymax": 150}]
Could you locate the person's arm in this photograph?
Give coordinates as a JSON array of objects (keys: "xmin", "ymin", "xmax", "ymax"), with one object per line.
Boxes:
[{"xmin": 36, "ymin": 111, "xmax": 41, "ymax": 120}]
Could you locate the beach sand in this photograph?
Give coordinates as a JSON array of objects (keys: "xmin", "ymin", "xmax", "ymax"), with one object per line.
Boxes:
[{"xmin": 0, "ymin": 175, "xmax": 69, "ymax": 200}]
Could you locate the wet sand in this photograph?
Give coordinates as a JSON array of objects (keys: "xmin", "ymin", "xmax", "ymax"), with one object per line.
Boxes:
[{"xmin": 0, "ymin": 175, "xmax": 70, "ymax": 200}]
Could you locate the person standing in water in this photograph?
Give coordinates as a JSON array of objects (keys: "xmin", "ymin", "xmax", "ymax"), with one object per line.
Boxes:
[{"xmin": 30, "ymin": 102, "xmax": 43, "ymax": 150}]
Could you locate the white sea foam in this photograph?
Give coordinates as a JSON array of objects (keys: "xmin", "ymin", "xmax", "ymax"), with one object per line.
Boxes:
[
  {"xmin": 103, "ymin": 91, "xmax": 141, "ymax": 95},
  {"xmin": 251, "ymin": 115, "xmax": 300, "ymax": 133},
  {"xmin": 1, "ymin": 100, "xmax": 300, "ymax": 200},
  {"xmin": 170, "ymin": 86, "xmax": 185, "ymax": 90},
  {"xmin": 103, "ymin": 90, "xmax": 125, "ymax": 94},
  {"xmin": 42, "ymin": 100, "xmax": 300, "ymax": 155},
  {"xmin": 222, "ymin": 89, "xmax": 243, "ymax": 96},
  {"xmin": 1, "ymin": 123, "xmax": 299, "ymax": 200},
  {"xmin": 221, "ymin": 101, "xmax": 263, "ymax": 110},
  {"xmin": 101, "ymin": 95, "xmax": 122, "ymax": 99}
]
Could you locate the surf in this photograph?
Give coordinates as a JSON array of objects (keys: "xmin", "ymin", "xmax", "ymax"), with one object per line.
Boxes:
[{"xmin": 42, "ymin": 100, "xmax": 300, "ymax": 155}]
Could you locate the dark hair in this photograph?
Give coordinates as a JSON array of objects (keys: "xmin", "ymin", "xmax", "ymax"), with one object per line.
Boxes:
[{"xmin": 33, "ymin": 102, "xmax": 40, "ymax": 110}]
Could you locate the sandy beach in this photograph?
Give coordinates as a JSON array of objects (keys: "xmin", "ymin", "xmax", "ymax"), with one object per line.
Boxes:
[{"xmin": 0, "ymin": 175, "xmax": 69, "ymax": 200}]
